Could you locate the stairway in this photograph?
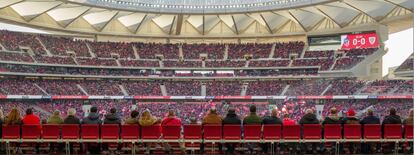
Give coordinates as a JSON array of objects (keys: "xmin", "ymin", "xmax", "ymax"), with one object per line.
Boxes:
[
  {"xmin": 329, "ymin": 57, "xmax": 338, "ymax": 70},
  {"xmin": 202, "ymin": 61, "xmax": 206, "ymax": 68},
  {"xmin": 119, "ymin": 85, "xmax": 129, "ymax": 96},
  {"xmin": 85, "ymin": 43, "xmax": 96, "ymax": 58},
  {"xmin": 354, "ymin": 81, "xmax": 372, "ymax": 95},
  {"xmin": 178, "ymin": 44, "xmax": 184, "ymax": 59},
  {"xmin": 32, "ymin": 105, "xmax": 52, "ymax": 116},
  {"xmin": 223, "ymin": 45, "xmax": 229, "ymax": 60},
  {"xmin": 245, "ymin": 60, "xmax": 250, "ymax": 67},
  {"xmin": 159, "ymin": 60, "xmax": 164, "ymax": 68},
  {"xmin": 36, "ymin": 37, "xmax": 52, "ymax": 56},
  {"xmin": 268, "ymin": 43, "xmax": 276, "ymax": 58},
  {"xmin": 77, "ymin": 84, "xmax": 89, "ymax": 95},
  {"xmin": 201, "ymin": 84, "xmax": 206, "ymax": 96},
  {"xmin": 34, "ymin": 83, "xmax": 49, "ymax": 95},
  {"xmin": 72, "ymin": 57, "xmax": 79, "ymax": 65},
  {"xmin": 280, "ymin": 85, "xmax": 290, "ymax": 95},
  {"xmin": 300, "ymin": 44, "xmax": 308, "ymax": 58},
  {"xmin": 160, "ymin": 84, "xmax": 167, "ymax": 96},
  {"xmin": 132, "ymin": 45, "xmax": 140, "ymax": 59},
  {"xmin": 115, "ymin": 59, "xmax": 121, "ymax": 66},
  {"xmin": 240, "ymin": 83, "xmax": 248, "ymax": 96},
  {"xmin": 321, "ymin": 84, "xmax": 332, "ymax": 95}
]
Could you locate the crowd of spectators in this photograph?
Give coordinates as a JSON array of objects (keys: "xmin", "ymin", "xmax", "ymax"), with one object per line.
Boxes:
[
  {"xmin": 0, "ymin": 52, "xmax": 34, "ymax": 62},
  {"xmin": 392, "ymin": 80, "xmax": 413, "ymax": 94},
  {"xmin": 0, "ymin": 79, "xmax": 44, "ymax": 95},
  {"xmin": 35, "ymin": 80, "xmax": 84, "ymax": 95},
  {"xmin": 165, "ymin": 81, "xmax": 201, "ymax": 96},
  {"xmin": 325, "ymin": 78, "xmax": 365, "ymax": 95},
  {"xmin": 206, "ymin": 81, "xmax": 243, "ymax": 96},
  {"xmin": 80, "ymin": 80, "xmax": 123, "ymax": 96},
  {"xmin": 163, "ymin": 60, "xmax": 202, "ymax": 68},
  {"xmin": 76, "ymin": 58, "xmax": 118, "ymax": 66},
  {"xmin": 123, "ymin": 81, "xmax": 162, "ymax": 96},
  {"xmin": 34, "ymin": 55, "xmax": 77, "ymax": 65},
  {"xmin": 342, "ymin": 48, "xmax": 377, "ymax": 57},
  {"xmin": 333, "ymin": 57, "xmax": 364, "ymax": 70},
  {"xmin": 89, "ymin": 42, "xmax": 135, "ymax": 58},
  {"xmin": 246, "ymin": 81, "xmax": 285, "ymax": 96},
  {"xmin": 0, "ymin": 30, "xmax": 46, "ymax": 55},
  {"xmin": 292, "ymin": 58, "xmax": 333, "ymax": 70},
  {"xmin": 119, "ymin": 59, "xmax": 159, "ymax": 67},
  {"xmin": 248, "ymin": 60, "xmax": 289, "ymax": 67},
  {"xmin": 361, "ymin": 80, "xmax": 407, "ymax": 94},
  {"xmin": 304, "ymin": 50, "xmax": 334, "ymax": 58},
  {"xmin": 182, "ymin": 43, "xmax": 225, "ymax": 59},
  {"xmin": 205, "ymin": 60, "xmax": 246, "ymax": 67},
  {"xmin": 38, "ymin": 35, "xmax": 90, "ymax": 57},
  {"xmin": 285, "ymin": 80, "xmax": 330, "ymax": 95},
  {"xmin": 135, "ymin": 43, "xmax": 179, "ymax": 59},
  {"xmin": 274, "ymin": 41, "xmax": 305, "ymax": 58},
  {"xmin": 227, "ymin": 43, "xmax": 273, "ymax": 59}
]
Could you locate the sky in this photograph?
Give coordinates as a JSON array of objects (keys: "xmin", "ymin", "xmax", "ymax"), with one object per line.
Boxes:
[{"xmin": 0, "ymin": 22, "xmax": 412, "ymax": 77}]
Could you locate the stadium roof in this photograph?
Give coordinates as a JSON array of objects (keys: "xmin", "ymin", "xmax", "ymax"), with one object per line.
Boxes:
[{"xmin": 0, "ymin": 0, "xmax": 412, "ymax": 38}]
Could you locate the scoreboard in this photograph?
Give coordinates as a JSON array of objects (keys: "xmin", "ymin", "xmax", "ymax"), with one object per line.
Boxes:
[{"xmin": 340, "ymin": 33, "xmax": 379, "ymax": 49}]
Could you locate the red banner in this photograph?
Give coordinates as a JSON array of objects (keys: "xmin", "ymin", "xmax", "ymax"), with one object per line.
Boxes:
[{"xmin": 341, "ymin": 33, "xmax": 379, "ymax": 49}]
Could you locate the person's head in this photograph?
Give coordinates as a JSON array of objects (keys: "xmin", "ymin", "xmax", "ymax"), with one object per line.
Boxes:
[
  {"xmin": 367, "ymin": 109, "xmax": 374, "ymax": 116},
  {"xmin": 347, "ymin": 109, "xmax": 355, "ymax": 117},
  {"xmin": 330, "ymin": 107, "xmax": 337, "ymax": 115},
  {"xmin": 250, "ymin": 105, "xmax": 256, "ymax": 113},
  {"xmin": 271, "ymin": 108, "xmax": 278, "ymax": 117},
  {"xmin": 305, "ymin": 109, "xmax": 313, "ymax": 114},
  {"xmin": 209, "ymin": 108, "xmax": 217, "ymax": 114},
  {"xmin": 409, "ymin": 109, "xmax": 414, "ymax": 117},
  {"xmin": 7, "ymin": 108, "xmax": 20, "ymax": 121},
  {"xmin": 67, "ymin": 108, "xmax": 76, "ymax": 116},
  {"xmin": 110, "ymin": 108, "xmax": 116, "ymax": 114},
  {"xmin": 227, "ymin": 108, "xmax": 236, "ymax": 115},
  {"xmin": 141, "ymin": 109, "xmax": 152, "ymax": 119},
  {"xmin": 26, "ymin": 108, "xmax": 33, "ymax": 115},
  {"xmin": 190, "ymin": 117, "xmax": 197, "ymax": 124},
  {"xmin": 0, "ymin": 109, "xmax": 4, "ymax": 119},
  {"xmin": 283, "ymin": 113, "xmax": 289, "ymax": 119},
  {"xmin": 90, "ymin": 106, "xmax": 98, "ymax": 113},
  {"xmin": 167, "ymin": 110, "xmax": 175, "ymax": 117},
  {"xmin": 53, "ymin": 110, "xmax": 60, "ymax": 116},
  {"xmin": 130, "ymin": 110, "xmax": 139, "ymax": 118},
  {"xmin": 389, "ymin": 108, "xmax": 396, "ymax": 115}
]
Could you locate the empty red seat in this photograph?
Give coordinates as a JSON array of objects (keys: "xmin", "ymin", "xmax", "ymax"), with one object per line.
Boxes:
[
  {"xmin": 101, "ymin": 124, "xmax": 120, "ymax": 139},
  {"xmin": 22, "ymin": 125, "xmax": 41, "ymax": 139},
  {"xmin": 244, "ymin": 125, "xmax": 262, "ymax": 140},
  {"xmin": 324, "ymin": 124, "xmax": 342, "ymax": 139},
  {"xmin": 121, "ymin": 125, "xmax": 140, "ymax": 139},
  {"xmin": 303, "ymin": 124, "xmax": 321, "ymax": 139},
  {"xmin": 343, "ymin": 124, "xmax": 361, "ymax": 139},
  {"xmin": 203, "ymin": 125, "xmax": 222, "ymax": 140},
  {"xmin": 2, "ymin": 125, "xmax": 20, "ymax": 139},
  {"xmin": 405, "ymin": 124, "xmax": 413, "ymax": 139},
  {"xmin": 223, "ymin": 125, "xmax": 241, "ymax": 140},
  {"xmin": 383, "ymin": 124, "xmax": 402, "ymax": 139},
  {"xmin": 42, "ymin": 125, "xmax": 60, "ymax": 139},
  {"xmin": 263, "ymin": 124, "xmax": 281, "ymax": 140},
  {"xmin": 283, "ymin": 125, "xmax": 300, "ymax": 139},
  {"xmin": 141, "ymin": 125, "xmax": 161, "ymax": 139},
  {"xmin": 162, "ymin": 125, "xmax": 181, "ymax": 139},
  {"xmin": 183, "ymin": 124, "xmax": 202, "ymax": 139},
  {"xmin": 81, "ymin": 124, "xmax": 100, "ymax": 139},
  {"xmin": 363, "ymin": 124, "xmax": 381, "ymax": 139},
  {"xmin": 61, "ymin": 124, "xmax": 80, "ymax": 139}
]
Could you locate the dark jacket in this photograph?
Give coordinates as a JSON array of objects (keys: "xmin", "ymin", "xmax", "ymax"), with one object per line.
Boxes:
[
  {"xmin": 382, "ymin": 115, "xmax": 402, "ymax": 124},
  {"xmin": 360, "ymin": 116, "xmax": 380, "ymax": 124},
  {"xmin": 243, "ymin": 113, "xmax": 262, "ymax": 125},
  {"xmin": 299, "ymin": 113, "xmax": 319, "ymax": 125},
  {"xmin": 103, "ymin": 113, "xmax": 121, "ymax": 124},
  {"xmin": 223, "ymin": 113, "xmax": 241, "ymax": 125},
  {"xmin": 342, "ymin": 117, "xmax": 359, "ymax": 124},
  {"xmin": 322, "ymin": 116, "xmax": 342, "ymax": 125},
  {"xmin": 64, "ymin": 115, "xmax": 81, "ymax": 124},
  {"xmin": 262, "ymin": 116, "xmax": 282, "ymax": 124},
  {"xmin": 82, "ymin": 113, "xmax": 102, "ymax": 124}
]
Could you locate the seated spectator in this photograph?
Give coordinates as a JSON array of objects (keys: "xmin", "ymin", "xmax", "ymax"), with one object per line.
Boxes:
[
  {"xmin": 139, "ymin": 109, "xmax": 159, "ymax": 126},
  {"xmin": 322, "ymin": 108, "xmax": 342, "ymax": 125},
  {"xmin": 202, "ymin": 108, "xmax": 222, "ymax": 124},
  {"xmin": 103, "ymin": 108, "xmax": 121, "ymax": 124},
  {"xmin": 403, "ymin": 109, "xmax": 413, "ymax": 125},
  {"xmin": 47, "ymin": 110, "xmax": 63, "ymax": 124},
  {"xmin": 22, "ymin": 108, "xmax": 41, "ymax": 125},
  {"xmin": 0, "ymin": 110, "xmax": 3, "ymax": 125},
  {"xmin": 63, "ymin": 108, "xmax": 80, "ymax": 124},
  {"xmin": 243, "ymin": 105, "xmax": 262, "ymax": 124},
  {"xmin": 125, "ymin": 110, "xmax": 139, "ymax": 125},
  {"xmin": 342, "ymin": 109, "xmax": 359, "ymax": 124},
  {"xmin": 282, "ymin": 113, "xmax": 296, "ymax": 125},
  {"xmin": 222, "ymin": 108, "xmax": 241, "ymax": 154},
  {"xmin": 5, "ymin": 108, "xmax": 21, "ymax": 125},
  {"xmin": 382, "ymin": 108, "xmax": 402, "ymax": 124},
  {"xmin": 83, "ymin": 106, "xmax": 102, "ymax": 124},
  {"xmin": 299, "ymin": 109, "xmax": 319, "ymax": 125},
  {"xmin": 360, "ymin": 109, "xmax": 380, "ymax": 124},
  {"xmin": 262, "ymin": 108, "xmax": 282, "ymax": 124},
  {"xmin": 189, "ymin": 117, "xmax": 198, "ymax": 124},
  {"xmin": 161, "ymin": 110, "xmax": 182, "ymax": 126}
]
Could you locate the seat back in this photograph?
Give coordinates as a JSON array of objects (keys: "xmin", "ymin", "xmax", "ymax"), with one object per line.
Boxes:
[
  {"xmin": 162, "ymin": 125, "xmax": 181, "ymax": 139},
  {"xmin": 343, "ymin": 124, "xmax": 361, "ymax": 139},
  {"xmin": 81, "ymin": 124, "xmax": 100, "ymax": 139},
  {"xmin": 141, "ymin": 125, "xmax": 161, "ymax": 139},
  {"xmin": 303, "ymin": 124, "xmax": 321, "ymax": 139},
  {"xmin": 383, "ymin": 124, "xmax": 402, "ymax": 139},
  {"xmin": 2, "ymin": 125, "xmax": 20, "ymax": 139},
  {"xmin": 244, "ymin": 125, "xmax": 261, "ymax": 140},
  {"xmin": 101, "ymin": 124, "xmax": 120, "ymax": 139},
  {"xmin": 61, "ymin": 124, "xmax": 80, "ymax": 139},
  {"xmin": 183, "ymin": 124, "xmax": 202, "ymax": 139},
  {"xmin": 22, "ymin": 125, "xmax": 41, "ymax": 139},
  {"xmin": 203, "ymin": 124, "xmax": 222, "ymax": 140},
  {"xmin": 223, "ymin": 125, "xmax": 241, "ymax": 140},
  {"xmin": 405, "ymin": 124, "xmax": 413, "ymax": 139},
  {"xmin": 121, "ymin": 125, "xmax": 140, "ymax": 139},
  {"xmin": 324, "ymin": 124, "xmax": 342, "ymax": 139},
  {"xmin": 263, "ymin": 124, "xmax": 281, "ymax": 140},
  {"xmin": 42, "ymin": 124, "xmax": 60, "ymax": 139},
  {"xmin": 283, "ymin": 125, "xmax": 301, "ymax": 139},
  {"xmin": 363, "ymin": 124, "xmax": 381, "ymax": 139}
]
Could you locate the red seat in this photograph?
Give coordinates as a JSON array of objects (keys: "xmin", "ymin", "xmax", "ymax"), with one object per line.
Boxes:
[
  {"xmin": 343, "ymin": 124, "xmax": 361, "ymax": 139},
  {"xmin": 263, "ymin": 124, "xmax": 281, "ymax": 140},
  {"xmin": 2, "ymin": 125, "xmax": 20, "ymax": 139},
  {"xmin": 203, "ymin": 125, "xmax": 222, "ymax": 140},
  {"xmin": 61, "ymin": 124, "xmax": 80, "ymax": 139},
  {"xmin": 303, "ymin": 124, "xmax": 321, "ymax": 139},
  {"xmin": 121, "ymin": 125, "xmax": 140, "ymax": 139},
  {"xmin": 223, "ymin": 125, "xmax": 241, "ymax": 140},
  {"xmin": 244, "ymin": 125, "xmax": 261, "ymax": 140},
  {"xmin": 42, "ymin": 125, "xmax": 60, "ymax": 139},
  {"xmin": 324, "ymin": 124, "xmax": 342, "ymax": 139},
  {"xmin": 101, "ymin": 124, "xmax": 120, "ymax": 139},
  {"xmin": 283, "ymin": 125, "xmax": 300, "ymax": 139},
  {"xmin": 162, "ymin": 125, "xmax": 181, "ymax": 139},
  {"xmin": 363, "ymin": 124, "xmax": 381, "ymax": 139},
  {"xmin": 81, "ymin": 124, "xmax": 99, "ymax": 139},
  {"xmin": 141, "ymin": 125, "xmax": 161, "ymax": 139},
  {"xmin": 405, "ymin": 124, "xmax": 413, "ymax": 139},
  {"xmin": 384, "ymin": 124, "xmax": 402, "ymax": 139},
  {"xmin": 22, "ymin": 125, "xmax": 41, "ymax": 139},
  {"xmin": 183, "ymin": 124, "xmax": 202, "ymax": 139}
]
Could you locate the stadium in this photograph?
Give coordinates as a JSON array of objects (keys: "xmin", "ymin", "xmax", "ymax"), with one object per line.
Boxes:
[{"xmin": 0, "ymin": 0, "xmax": 412, "ymax": 154}]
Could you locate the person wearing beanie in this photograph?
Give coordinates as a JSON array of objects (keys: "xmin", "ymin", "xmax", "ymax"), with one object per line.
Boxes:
[{"xmin": 342, "ymin": 109, "xmax": 359, "ymax": 124}]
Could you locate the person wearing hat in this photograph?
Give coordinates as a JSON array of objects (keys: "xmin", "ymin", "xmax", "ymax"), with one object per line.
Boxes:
[{"xmin": 342, "ymin": 109, "xmax": 359, "ymax": 124}]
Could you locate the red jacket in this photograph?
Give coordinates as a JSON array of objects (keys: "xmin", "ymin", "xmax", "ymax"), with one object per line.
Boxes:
[
  {"xmin": 22, "ymin": 114, "xmax": 41, "ymax": 125},
  {"xmin": 161, "ymin": 117, "xmax": 182, "ymax": 126},
  {"xmin": 283, "ymin": 118, "xmax": 296, "ymax": 126}
]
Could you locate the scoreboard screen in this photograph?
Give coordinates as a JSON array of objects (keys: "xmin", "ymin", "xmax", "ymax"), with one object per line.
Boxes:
[{"xmin": 340, "ymin": 33, "xmax": 379, "ymax": 49}]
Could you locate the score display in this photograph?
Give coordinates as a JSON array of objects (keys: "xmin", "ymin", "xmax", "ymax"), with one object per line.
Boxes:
[{"xmin": 340, "ymin": 33, "xmax": 379, "ymax": 49}]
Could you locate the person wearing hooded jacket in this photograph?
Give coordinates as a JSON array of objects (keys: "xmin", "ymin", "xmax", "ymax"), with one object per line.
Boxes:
[
  {"xmin": 222, "ymin": 108, "xmax": 241, "ymax": 155},
  {"xmin": 322, "ymin": 107, "xmax": 342, "ymax": 125},
  {"xmin": 382, "ymin": 108, "xmax": 402, "ymax": 124},
  {"xmin": 341, "ymin": 109, "xmax": 359, "ymax": 124},
  {"xmin": 299, "ymin": 109, "xmax": 319, "ymax": 125},
  {"xmin": 360, "ymin": 109, "xmax": 380, "ymax": 125},
  {"xmin": 103, "ymin": 108, "xmax": 121, "ymax": 124},
  {"xmin": 82, "ymin": 106, "xmax": 102, "ymax": 124}
]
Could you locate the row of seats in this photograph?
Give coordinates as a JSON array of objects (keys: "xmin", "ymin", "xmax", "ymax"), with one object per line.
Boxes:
[{"xmin": 2, "ymin": 124, "xmax": 413, "ymax": 141}]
